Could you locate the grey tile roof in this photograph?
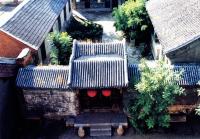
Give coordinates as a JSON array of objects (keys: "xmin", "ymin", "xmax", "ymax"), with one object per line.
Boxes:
[
  {"xmin": 174, "ymin": 65, "xmax": 200, "ymax": 86},
  {"xmin": 16, "ymin": 65, "xmax": 69, "ymax": 89},
  {"xmin": 68, "ymin": 40, "xmax": 129, "ymax": 89},
  {"xmin": 71, "ymin": 59, "xmax": 126, "ymax": 88},
  {"xmin": 128, "ymin": 64, "xmax": 200, "ymax": 86},
  {"xmin": 16, "ymin": 64, "xmax": 200, "ymax": 90},
  {"xmin": 74, "ymin": 42, "xmax": 125, "ymax": 58},
  {"xmin": 0, "ymin": 0, "xmax": 68, "ymax": 50},
  {"xmin": 128, "ymin": 64, "xmax": 140, "ymax": 82},
  {"xmin": 146, "ymin": 0, "xmax": 200, "ymax": 54}
]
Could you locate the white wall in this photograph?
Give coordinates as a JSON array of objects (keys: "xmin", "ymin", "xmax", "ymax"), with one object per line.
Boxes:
[
  {"xmin": 151, "ymin": 34, "xmax": 163, "ymax": 60},
  {"xmin": 60, "ymin": 10, "xmax": 65, "ymax": 31},
  {"xmin": 53, "ymin": 19, "xmax": 59, "ymax": 32}
]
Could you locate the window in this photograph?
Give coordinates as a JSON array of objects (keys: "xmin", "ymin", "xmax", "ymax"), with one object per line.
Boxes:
[
  {"xmin": 154, "ymin": 33, "xmax": 159, "ymax": 43},
  {"xmin": 58, "ymin": 15, "xmax": 61, "ymax": 31},
  {"xmin": 64, "ymin": 6, "xmax": 67, "ymax": 21},
  {"xmin": 41, "ymin": 42, "xmax": 46, "ymax": 62},
  {"xmin": 69, "ymin": 0, "xmax": 71, "ymax": 12}
]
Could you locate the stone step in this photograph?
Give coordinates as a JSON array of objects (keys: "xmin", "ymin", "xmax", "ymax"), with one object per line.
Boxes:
[
  {"xmin": 90, "ymin": 125, "xmax": 112, "ymax": 131},
  {"xmin": 90, "ymin": 125, "xmax": 112, "ymax": 137},
  {"xmin": 90, "ymin": 130, "xmax": 112, "ymax": 137}
]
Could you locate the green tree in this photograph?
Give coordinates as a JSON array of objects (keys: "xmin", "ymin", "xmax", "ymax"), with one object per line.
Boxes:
[
  {"xmin": 112, "ymin": 0, "xmax": 152, "ymax": 43},
  {"xmin": 49, "ymin": 32, "xmax": 72, "ymax": 65},
  {"xmin": 128, "ymin": 60, "xmax": 184, "ymax": 132}
]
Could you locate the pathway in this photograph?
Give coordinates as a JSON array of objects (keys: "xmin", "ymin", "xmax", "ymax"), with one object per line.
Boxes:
[{"xmin": 78, "ymin": 11, "xmax": 123, "ymax": 42}]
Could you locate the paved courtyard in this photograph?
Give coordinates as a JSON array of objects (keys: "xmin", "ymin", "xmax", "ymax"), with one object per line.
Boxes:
[{"xmin": 77, "ymin": 11, "xmax": 123, "ymax": 42}]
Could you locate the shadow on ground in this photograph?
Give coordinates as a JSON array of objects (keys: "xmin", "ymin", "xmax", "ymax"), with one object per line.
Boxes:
[{"xmin": 18, "ymin": 115, "xmax": 200, "ymax": 139}]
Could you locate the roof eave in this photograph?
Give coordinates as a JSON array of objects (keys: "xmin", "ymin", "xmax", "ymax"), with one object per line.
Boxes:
[
  {"xmin": 164, "ymin": 34, "xmax": 200, "ymax": 55},
  {"xmin": 71, "ymin": 85, "xmax": 128, "ymax": 89}
]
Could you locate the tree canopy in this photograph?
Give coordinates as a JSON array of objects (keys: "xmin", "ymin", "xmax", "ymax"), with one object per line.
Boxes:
[
  {"xmin": 112, "ymin": 0, "xmax": 152, "ymax": 42},
  {"xmin": 128, "ymin": 60, "xmax": 184, "ymax": 132}
]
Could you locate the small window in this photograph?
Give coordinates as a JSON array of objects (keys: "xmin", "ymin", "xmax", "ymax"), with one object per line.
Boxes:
[
  {"xmin": 69, "ymin": 0, "xmax": 71, "ymax": 12},
  {"xmin": 64, "ymin": 6, "xmax": 67, "ymax": 21},
  {"xmin": 154, "ymin": 33, "xmax": 159, "ymax": 43},
  {"xmin": 58, "ymin": 16, "xmax": 61, "ymax": 31},
  {"xmin": 41, "ymin": 42, "xmax": 46, "ymax": 62}
]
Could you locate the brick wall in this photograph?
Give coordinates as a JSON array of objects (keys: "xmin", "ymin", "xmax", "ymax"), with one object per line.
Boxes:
[{"xmin": 22, "ymin": 89, "xmax": 79, "ymax": 119}]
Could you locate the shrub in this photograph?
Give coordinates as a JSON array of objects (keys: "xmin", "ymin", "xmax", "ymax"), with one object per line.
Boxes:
[
  {"xmin": 49, "ymin": 32, "xmax": 72, "ymax": 65},
  {"xmin": 112, "ymin": 0, "xmax": 152, "ymax": 43},
  {"xmin": 128, "ymin": 60, "xmax": 184, "ymax": 132},
  {"xmin": 50, "ymin": 46, "xmax": 59, "ymax": 65},
  {"xmin": 66, "ymin": 16, "xmax": 103, "ymax": 41}
]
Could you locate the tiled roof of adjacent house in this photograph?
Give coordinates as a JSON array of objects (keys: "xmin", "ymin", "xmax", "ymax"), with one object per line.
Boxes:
[
  {"xmin": 16, "ymin": 66, "xmax": 69, "ymax": 89},
  {"xmin": 67, "ymin": 40, "xmax": 129, "ymax": 89},
  {"xmin": 128, "ymin": 64, "xmax": 200, "ymax": 86},
  {"xmin": 146, "ymin": 0, "xmax": 200, "ymax": 54},
  {"xmin": 0, "ymin": 0, "xmax": 68, "ymax": 50},
  {"xmin": 174, "ymin": 65, "xmax": 200, "ymax": 86}
]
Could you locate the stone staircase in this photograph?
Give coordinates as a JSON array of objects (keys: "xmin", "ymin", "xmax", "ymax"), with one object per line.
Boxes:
[{"xmin": 90, "ymin": 125, "xmax": 112, "ymax": 137}]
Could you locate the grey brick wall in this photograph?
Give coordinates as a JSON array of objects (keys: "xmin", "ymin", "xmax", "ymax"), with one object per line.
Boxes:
[{"xmin": 22, "ymin": 89, "xmax": 79, "ymax": 118}]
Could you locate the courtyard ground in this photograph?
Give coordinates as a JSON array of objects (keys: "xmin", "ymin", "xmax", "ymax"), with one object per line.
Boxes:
[{"xmin": 79, "ymin": 11, "xmax": 123, "ymax": 42}]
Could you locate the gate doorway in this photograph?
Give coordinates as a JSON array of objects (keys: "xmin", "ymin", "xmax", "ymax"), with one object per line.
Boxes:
[
  {"xmin": 76, "ymin": 0, "xmax": 112, "ymax": 11},
  {"xmin": 79, "ymin": 89, "xmax": 122, "ymax": 112}
]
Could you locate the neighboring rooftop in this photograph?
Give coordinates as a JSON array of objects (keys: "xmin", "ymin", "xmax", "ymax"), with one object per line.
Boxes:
[
  {"xmin": 129, "ymin": 64, "xmax": 200, "ymax": 86},
  {"xmin": 0, "ymin": 0, "xmax": 68, "ymax": 50},
  {"xmin": 16, "ymin": 66, "xmax": 69, "ymax": 89},
  {"xmin": 146, "ymin": 0, "xmax": 200, "ymax": 54}
]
